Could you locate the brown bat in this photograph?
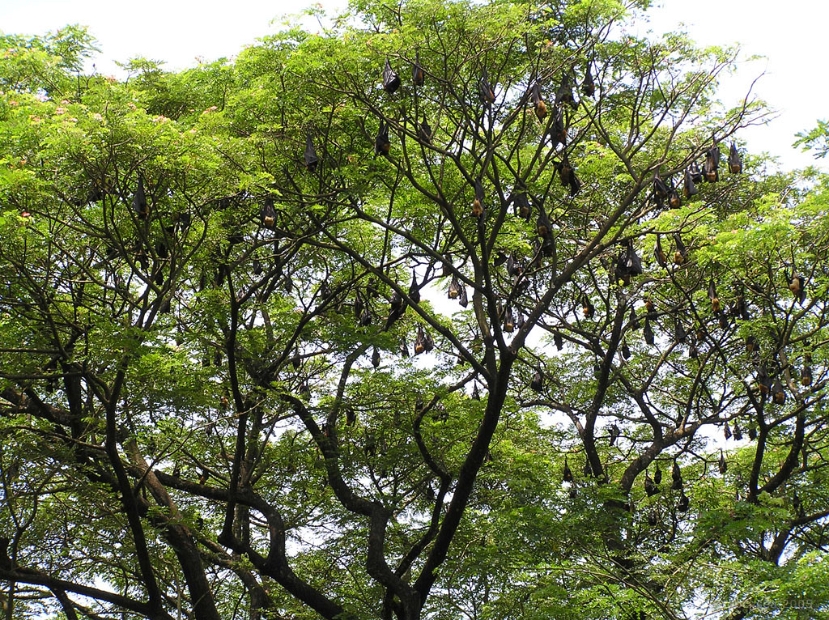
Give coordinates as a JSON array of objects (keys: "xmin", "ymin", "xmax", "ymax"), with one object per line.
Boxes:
[{"xmin": 383, "ymin": 58, "xmax": 400, "ymax": 94}]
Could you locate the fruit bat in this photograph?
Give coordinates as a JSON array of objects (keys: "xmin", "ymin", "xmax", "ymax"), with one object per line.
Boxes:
[
  {"xmin": 513, "ymin": 192, "xmax": 532, "ymax": 221},
  {"xmin": 703, "ymin": 142, "xmax": 720, "ymax": 182},
  {"xmin": 304, "ymin": 134, "xmax": 319, "ymax": 171},
  {"xmin": 675, "ymin": 321, "xmax": 687, "ymax": 344},
  {"xmin": 787, "ymin": 270, "xmax": 806, "ymax": 304},
  {"xmin": 757, "ymin": 364, "xmax": 771, "ymax": 395},
  {"xmin": 629, "ymin": 306, "xmax": 640, "ymax": 330},
  {"xmin": 299, "ymin": 380, "xmax": 311, "ymax": 399},
  {"xmin": 412, "ymin": 53, "xmax": 425, "ymax": 86},
  {"xmin": 643, "ymin": 316, "xmax": 655, "ymax": 345},
  {"xmin": 645, "ymin": 297, "xmax": 656, "ymax": 319},
  {"xmin": 683, "ymin": 167, "xmax": 698, "ymax": 198},
  {"xmin": 417, "ymin": 118, "xmax": 432, "ymax": 145},
  {"xmin": 728, "ymin": 142, "xmax": 743, "ymax": 174},
  {"xmin": 653, "ymin": 464, "xmax": 662, "ymax": 485},
  {"xmin": 689, "ymin": 161, "xmax": 703, "ymax": 184},
  {"xmin": 472, "ymin": 178, "xmax": 485, "ymax": 218},
  {"xmin": 448, "ymin": 276, "xmax": 461, "ymax": 299},
  {"xmin": 772, "ymin": 378, "xmax": 786, "ymax": 404},
  {"xmin": 550, "ymin": 107, "xmax": 567, "ymax": 148},
  {"xmin": 581, "ymin": 294, "xmax": 595, "ymax": 319},
  {"xmin": 745, "ymin": 335, "xmax": 757, "ymax": 353},
  {"xmin": 503, "ymin": 306, "xmax": 515, "ymax": 332},
  {"xmin": 708, "ymin": 279, "xmax": 720, "ymax": 313},
  {"xmin": 375, "ymin": 120, "xmax": 391, "ymax": 156},
  {"xmin": 677, "ymin": 490, "xmax": 689, "ymax": 513},
  {"xmin": 541, "ymin": 234, "xmax": 556, "ymax": 258},
  {"xmin": 530, "ymin": 370, "xmax": 543, "ymax": 392},
  {"xmin": 647, "ymin": 509, "xmax": 659, "ymax": 526},
  {"xmin": 133, "ymin": 176, "xmax": 148, "ymax": 219},
  {"xmin": 671, "ymin": 462, "xmax": 682, "ymax": 490},
  {"xmin": 516, "ymin": 312, "xmax": 525, "ymax": 329},
  {"xmin": 414, "ymin": 325, "xmax": 433, "ymax": 354},
  {"xmin": 383, "ymin": 59, "xmax": 400, "ymax": 94},
  {"xmin": 654, "ymin": 234, "xmax": 668, "ymax": 268},
  {"xmin": 530, "ymin": 81, "xmax": 547, "ymax": 120},
  {"xmin": 291, "ymin": 349, "xmax": 301, "ymax": 369},
  {"xmin": 554, "ymin": 332, "xmax": 563, "ymax": 351},
  {"xmin": 673, "ymin": 234, "xmax": 687, "ymax": 265},
  {"xmin": 563, "ymin": 457, "xmax": 573, "ymax": 483},
  {"xmin": 555, "ymin": 74, "xmax": 577, "ymax": 109},
  {"xmin": 458, "ymin": 283, "xmax": 469, "ymax": 307},
  {"xmin": 478, "ymin": 68, "xmax": 496, "ymax": 106},
  {"xmin": 653, "ymin": 174, "xmax": 669, "ymax": 208},
  {"xmin": 371, "ymin": 347, "xmax": 381, "ymax": 369},
  {"xmin": 507, "ymin": 254, "xmax": 520, "ymax": 277},
  {"xmin": 733, "ymin": 421, "xmax": 743, "ymax": 441},
  {"xmin": 399, "ymin": 339, "xmax": 410, "ymax": 358},
  {"xmin": 621, "ymin": 340, "xmax": 631, "ymax": 360},
  {"xmin": 801, "ymin": 364, "xmax": 813, "ymax": 386},
  {"xmin": 261, "ymin": 198, "xmax": 277, "ymax": 229},
  {"xmin": 253, "ymin": 259, "xmax": 262, "ymax": 276},
  {"xmin": 408, "ymin": 271, "xmax": 421, "ymax": 304},
  {"xmin": 472, "ymin": 384, "xmax": 480, "ymax": 400},
  {"xmin": 360, "ymin": 307, "xmax": 372, "ymax": 327},
  {"xmin": 536, "ymin": 210, "xmax": 551, "ymax": 237},
  {"xmin": 723, "ymin": 421, "xmax": 732, "ymax": 440},
  {"xmin": 748, "ymin": 423, "xmax": 757, "ymax": 440},
  {"xmin": 668, "ymin": 179, "xmax": 681, "ymax": 209},
  {"xmin": 345, "ymin": 406, "xmax": 356, "ymax": 426},
  {"xmin": 618, "ymin": 240, "xmax": 643, "ymax": 278},
  {"xmin": 718, "ymin": 450, "xmax": 727, "ymax": 474},
  {"xmin": 644, "ymin": 471, "xmax": 659, "ymax": 497},
  {"xmin": 554, "ymin": 158, "xmax": 581, "ymax": 196},
  {"xmin": 609, "ymin": 423, "xmax": 620, "ymax": 446},
  {"xmin": 582, "ymin": 64, "xmax": 595, "ymax": 97}
]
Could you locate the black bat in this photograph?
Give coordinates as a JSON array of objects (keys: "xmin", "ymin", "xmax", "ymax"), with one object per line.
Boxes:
[
  {"xmin": 530, "ymin": 81, "xmax": 547, "ymax": 120},
  {"xmin": 677, "ymin": 490, "xmax": 689, "ymax": 513},
  {"xmin": 683, "ymin": 167, "xmax": 698, "ymax": 198},
  {"xmin": 644, "ymin": 471, "xmax": 659, "ymax": 497},
  {"xmin": 530, "ymin": 370, "xmax": 543, "ymax": 392},
  {"xmin": 621, "ymin": 240, "xmax": 643, "ymax": 277},
  {"xmin": 644, "ymin": 316, "xmax": 655, "ymax": 345},
  {"xmin": 513, "ymin": 192, "xmax": 531, "ymax": 221},
  {"xmin": 723, "ymin": 421, "xmax": 732, "ymax": 440},
  {"xmin": 554, "ymin": 157, "xmax": 581, "ymax": 196},
  {"xmin": 472, "ymin": 178, "xmax": 485, "ymax": 218},
  {"xmin": 414, "ymin": 325, "xmax": 428, "ymax": 355},
  {"xmin": 801, "ymin": 363, "xmax": 813, "ymax": 386},
  {"xmin": 581, "ymin": 64, "xmax": 595, "ymax": 97},
  {"xmin": 550, "ymin": 106, "xmax": 567, "ymax": 149},
  {"xmin": 371, "ymin": 347, "xmax": 381, "ymax": 369},
  {"xmin": 133, "ymin": 175, "xmax": 148, "ymax": 219},
  {"xmin": 728, "ymin": 142, "xmax": 743, "ymax": 174},
  {"xmin": 478, "ymin": 68, "xmax": 495, "ymax": 105},
  {"xmin": 554, "ymin": 332, "xmax": 563, "ymax": 350},
  {"xmin": 675, "ymin": 321, "xmax": 687, "ymax": 344},
  {"xmin": 787, "ymin": 270, "xmax": 807, "ymax": 304},
  {"xmin": 718, "ymin": 450, "xmax": 727, "ymax": 474},
  {"xmin": 668, "ymin": 178, "xmax": 681, "ymax": 208},
  {"xmin": 383, "ymin": 58, "xmax": 400, "ymax": 94},
  {"xmin": 503, "ymin": 306, "xmax": 515, "ymax": 332},
  {"xmin": 581, "ymin": 293, "xmax": 595, "ymax": 319},
  {"xmin": 412, "ymin": 53, "xmax": 425, "ymax": 86},
  {"xmin": 609, "ymin": 423, "xmax": 620, "ymax": 446},
  {"xmin": 417, "ymin": 117, "xmax": 432, "ymax": 145},
  {"xmin": 671, "ymin": 462, "xmax": 682, "ymax": 490},
  {"xmin": 654, "ymin": 234, "xmax": 668, "ymax": 268},
  {"xmin": 536, "ymin": 208, "xmax": 551, "ymax": 237},
  {"xmin": 563, "ymin": 457, "xmax": 573, "ymax": 483},
  {"xmin": 771, "ymin": 378, "xmax": 786, "ymax": 405},
  {"xmin": 733, "ymin": 421, "xmax": 743, "ymax": 441},
  {"xmin": 673, "ymin": 233, "xmax": 687, "ymax": 265},
  {"xmin": 375, "ymin": 120, "xmax": 391, "ymax": 156},
  {"xmin": 408, "ymin": 271, "xmax": 421, "ymax": 303},
  {"xmin": 304, "ymin": 133, "xmax": 319, "ymax": 171},
  {"xmin": 448, "ymin": 276, "xmax": 460, "ymax": 299},
  {"xmin": 621, "ymin": 340, "xmax": 631, "ymax": 359},
  {"xmin": 541, "ymin": 234, "xmax": 555, "ymax": 258},
  {"xmin": 708, "ymin": 279, "xmax": 720, "ymax": 312},
  {"xmin": 703, "ymin": 142, "xmax": 720, "ymax": 182},
  {"xmin": 629, "ymin": 306, "xmax": 640, "ymax": 330},
  {"xmin": 457, "ymin": 282, "xmax": 468, "ymax": 307},
  {"xmin": 261, "ymin": 198, "xmax": 277, "ymax": 229},
  {"xmin": 654, "ymin": 464, "xmax": 662, "ymax": 485},
  {"xmin": 555, "ymin": 74, "xmax": 577, "ymax": 109},
  {"xmin": 653, "ymin": 174, "xmax": 668, "ymax": 208},
  {"xmin": 472, "ymin": 384, "xmax": 480, "ymax": 400}
]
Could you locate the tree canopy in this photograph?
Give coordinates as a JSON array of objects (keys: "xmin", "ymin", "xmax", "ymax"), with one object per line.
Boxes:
[{"xmin": 1, "ymin": 0, "xmax": 828, "ymax": 619}]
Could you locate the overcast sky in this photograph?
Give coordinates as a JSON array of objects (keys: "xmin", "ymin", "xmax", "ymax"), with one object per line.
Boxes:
[{"xmin": 1, "ymin": 0, "xmax": 826, "ymax": 170}]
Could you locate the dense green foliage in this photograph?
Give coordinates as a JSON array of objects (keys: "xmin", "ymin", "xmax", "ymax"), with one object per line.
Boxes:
[{"xmin": 1, "ymin": 1, "xmax": 828, "ymax": 619}]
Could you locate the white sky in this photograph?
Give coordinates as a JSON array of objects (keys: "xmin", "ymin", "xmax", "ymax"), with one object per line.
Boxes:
[{"xmin": 1, "ymin": 0, "xmax": 826, "ymax": 171}]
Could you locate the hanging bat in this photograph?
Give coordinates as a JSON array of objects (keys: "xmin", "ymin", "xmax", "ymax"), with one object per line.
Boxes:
[
  {"xmin": 555, "ymin": 158, "xmax": 581, "ymax": 196},
  {"xmin": 786, "ymin": 270, "xmax": 806, "ymax": 304},
  {"xmin": 629, "ymin": 306, "xmax": 640, "ymax": 330},
  {"xmin": 581, "ymin": 293, "xmax": 595, "ymax": 318},
  {"xmin": 472, "ymin": 178, "xmax": 485, "ymax": 218},
  {"xmin": 653, "ymin": 464, "xmax": 662, "ymax": 485},
  {"xmin": 304, "ymin": 134, "xmax": 319, "ymax": 171},
  {"xmin": 708, "ymin": 279, "xmax": 720, "ymax": 312},
  {"xmin": 530, "ymin": 81, "xmax": 547, "ymax": 120},
  {"xmin": 375, "ymin": 120, "xmax": 391, "ymax": 156},
  {"xmin": 772, "ymin": 378, "xmax": 786, "ymax": 404},
  {"xmin": 554, "ymin": 332, "xmax": 563, "ymax": 350},
  {"xmin": 513, "ymin": 192, "xmax": 532, "ymax": 221},
  {"xmin": 555, "ymin": 74, "xmax": 577, "ymax": 109},
  {"xmin": 673, "ymin": 234, "xmax": 687, "ymax": 265},
  {"xmin": 645, "ymin": 297, "xmax": 656, "ymax": 319},
  {"xmin": 643, "ymin": 316, "xmax": 655, "ymax": 345},
  {"xmin": 299, "ymin": 380, "xmax": 311, "ymax": 399},
  {"xmin": 133, "ymin": 176, "xmax": 148, "ymax": 219},
  {"xmin": 345, "ymin": 406, "xmax": 357, "ymax": 426},
  {"xmin": 757, "ymin": 364, "xmax": 771, "ymax": 395},
  {"xmin": 412, "ymin": 53, "xmax": 425, "ymax": 86},
  {"xmin": 415, "ymin": 325, "xmax": 428, "ymax": 355},
  {"xmin": 671, "ymin": 462, "xmax": 682, "ymax": 490},
  {"xmin": 359, "ymin": 307, "xmax": 372, "ymax": 327},
  {"xmin": 683, "ymin": 167, "xmax": 698, "ymax": 198},
  {"xmin": 399, "ymin": 339, "xmax": 410, "ymax": 358},
  {"xmin": 609, "ymin": 423, "xmax": 620, "ymax": 446},
  {"xmin": 550, "ymin": 107, "xmax": 567, "ymax": 148},
  {"xmin": 536, "ymin": 209, "xmax": 551, "ymax": 237},
  {"xmin": 644, "ymin": 471, "xmax": 659, "ymax": 497},
  {"xmin": 417, "ymin": 118, "xmax": 432, "ymax": 145},
  {"xmin": 515, "ymin": 312, "xmax": 525, "ymax": 329},
  {"xmin": 252, "ymin": 259, "xmax": 263, "ymax": 276},
  {"xmin": 675, "ymin": 321, "xmax": 687, "ymax": 344},
  {"xmin": 581, "ymin": 64, "xmax": 595, "ymax": 97},
  {"xmin": 507, "ymin": 254, "xmax": 521, "ymax": 277},
  {"xmin": 703, "ymin": 142, "xmax": 720, "ymax": 182},
  {"xmin": 718, "ymin": 450, "xmax": 727, "ymax": 474},
  {"xmin": 563, "ymin": 457, "xmax": 573, "ymax": 483},
  {"xmin": 541, "ymin": 234, "xmax": 555, "ymax": 258},
  {"xmin": 728, "ymin": 142, "xmax": 743, "ymax": 174},
  {"xmin": 383, "ymin": 59, "xmax": 400, "ymax": 94},
  {"xmin": 478, "ymin": 68, "xmax": 496, "ymax": 105},
  {"xmin": 668, "ymin": 179, "xmax": 681, "ymax": 208},
  {"xmin": 621, "ymin": 340, "xmax": 631, "ymax": 359},
  {"xmin": 458, "ymin": 282, "xmax": 468, "ymax": 307},
  {"xmin": 503, "ymin": 306, "xmax": 515, "ymax": 332},
  {"xmin": 654, "ymin": 234, "xmax": 668, "ymax": 268},
  {"xmin": 530, "ymin": 370, "xmax": 543, "ymax": 392},
  {"xmin": 801, "ymin": 364, "xmax": 813, "ymax": 386},
  {"xmin": 677, "ymin": 490, "xmax": 689, "ymax": 513},
  {"xmin": 653, "ymin": 174, "xmax": 668, "ymax": 208},
  {"xmin": 261, "ymin": 198, "xmax": 277, "ymax": 229},
  {"xmin": 448, "ymin": 276, "xmax": 460, "ymax": 299},
  {"xmin": 723, "ymin": 420, "xmax": 732, "ymax": 440},
  {"xmin": 733, "ymin": 421, "xmax": 743, "ymax": 441},
  {"xmin": 408, "ymin": 271, "xmax": 421, "ymax": 304},
  {"xmin": 748, "ymin": 423, "xmax": 757, "ymax": 440},
  {"xmin": 621, "ymin": 240, "xmax": 643, "ymax": 276},
  {"xmin": 371, "ymin": 347, "xmax": 381, "ymax": 369}
]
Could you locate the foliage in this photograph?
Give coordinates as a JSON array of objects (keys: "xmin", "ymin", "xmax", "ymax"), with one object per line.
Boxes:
[{"xmin": 0, "ymin": 1, "xmax": 827, "ymax": 619}]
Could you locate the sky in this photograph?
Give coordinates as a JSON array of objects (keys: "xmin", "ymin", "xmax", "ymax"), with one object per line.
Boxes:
[{"xmin": 1, "ymin": 0, "xmax": 826, "ymax": 171}]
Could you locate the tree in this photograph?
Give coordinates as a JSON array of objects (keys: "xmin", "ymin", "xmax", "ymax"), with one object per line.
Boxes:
[{"xmin": 0, "ymin": 1, "xmax": 827, "ymax": 619}]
